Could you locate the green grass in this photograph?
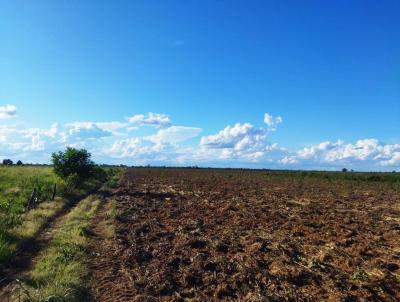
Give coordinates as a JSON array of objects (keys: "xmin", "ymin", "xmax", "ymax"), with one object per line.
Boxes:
[
  {"xmin": 0, "ymin": 166, "xmax": 63, "ymax": 213},
  {"xmin": 263, "ymin": 169, "xmax": 400, "ymax": 183},
  {"xmin": 14, "ymin": 168, "xmax": 124, "ymax": 301},
  {"xmin": 103, "ymin": 199, "xmax": 118, "ymax": 238},
  {"xmin": 0, "ymin": 165, "xmax": 121, "ymax": 268},
  {"xmin": 11, "ymin": 198, "xmax": 66, "ymax": 239},
  {"xmin": 0, "ymin": 166, "xmax": 66, "ymax": 265},
  {"xmin": 16, "ymin": 195, "xmax": 101, "ymax": 302}
]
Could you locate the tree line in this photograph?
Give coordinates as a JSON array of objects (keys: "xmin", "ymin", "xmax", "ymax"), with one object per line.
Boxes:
[{"xmin": 1, "ymin": 159, "xmax": 23, "ymax": 165}]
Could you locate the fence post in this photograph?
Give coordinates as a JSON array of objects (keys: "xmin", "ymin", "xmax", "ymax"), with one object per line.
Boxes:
[
  {"xmin": 52, "ymin": 183, "xmax": 57, "ymax": 201},
  {"xmin": 27, "ymin": 188, "xmax": 38, "ymax": 211}
]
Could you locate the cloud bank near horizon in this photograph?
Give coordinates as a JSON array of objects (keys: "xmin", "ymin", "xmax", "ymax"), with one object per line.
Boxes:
[{"xmin": 0, "ymin": 104, "xmax": 399, "ymax": 171}]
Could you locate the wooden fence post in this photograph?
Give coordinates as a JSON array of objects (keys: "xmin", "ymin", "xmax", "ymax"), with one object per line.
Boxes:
[
  {"xmin": 26, "ymin": 188, "xmax": 38, "ymax": 211},
  {"xmin": 52, "ymin": 183, "xmax": 57, "ymax": 201}
]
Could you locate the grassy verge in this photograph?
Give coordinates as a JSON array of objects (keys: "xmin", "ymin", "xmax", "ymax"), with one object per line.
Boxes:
[
  {"xmin": 16, "ymin": 195, "xmax": 101, "ymax": 301},
  {"xmin": 0, "ymin": 166, "xmax": 65, "ymax": 265},
  {"xmin": 14, "ymin": 169, "xmax": 123, "ymax": 301},
  {"xmin": 11, "ymin": 197, "xmax": 66, "ymax": 240},
  {"xmin": 0, "ymin": 166, "xmax": 121, "ymax": 268},
  {"xmin": 102, "ymin": 199, "xmax": 117, "ymax": 239},
  {"xmin": 0, "ymin": 198, "xmax": 67, "ymax": 270}
]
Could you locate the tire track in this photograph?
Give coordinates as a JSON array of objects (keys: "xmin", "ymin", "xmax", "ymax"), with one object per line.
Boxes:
[
  {"xmin": 88, "ymin": 191, "xmax": 141, "ymax": 302},
  {"xmin": 0, "ymin": 194, "xmax": 90, "ymax": 301}
]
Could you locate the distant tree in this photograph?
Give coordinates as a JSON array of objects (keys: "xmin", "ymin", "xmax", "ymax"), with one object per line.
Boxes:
[
  {"xmin": 51, "ymin": 147, "xmax": 95, "ymax": 181},
  {"xmin": 16, "ymin": 160, "xmax": 23, "ymax": 166},
  {"xmin": 2, "ymin": 159, "xmax": 13, "ymax": 165},
  {"xmin": 342, "ymin": 168, "xmax": 348, "ymax": 173}
]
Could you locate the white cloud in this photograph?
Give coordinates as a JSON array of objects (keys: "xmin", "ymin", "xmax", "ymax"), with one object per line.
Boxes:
[
  {"xmin": 64, "ymin": 123, "xmax": 112, "ymax": 141},
  {"xmin": 1, "ymin": 109, "xmax": 399, "ymax": 170},
  {"xmin": 264, "ymin": 113, "xmax": 282, "ymax": 130},
  {"xmin": 0, "ymin": 122, "xmax": 115, "ymax": 159},
  {"xmin": 108, "ymin": 137, "xmax": 144, "ymax": 158},
  {"xmin": 0, "ymin": 104, "xmax": 17, "ymax": 119},
  {"xmin": 106, "ymin": 126, "xmax": 202, "ymax": 162},
  {"xmin": 128, "ymin": 112, "xmax": 171, "ymax": 127},
  {"xmin": 0, "ymin": 125, "xmax": 15, "ymax": 142},
  {"xmin": 281, "ymin": 139, "xmax": 400, "ymax": 168},
  {"xmin": 199, "ymin": 122, "xmax": 283, "ymax": 163},
  {"xmin": 106, "ymin": 137, "xmax": 177, "ymax": 164},
  {"xmin": 65, "ymin": 121, "xmax": 128, "ymax": 136},
  {"xmin": 145, "ymin": 126, "xmax": 202, "ymax": 144},
  {"xmin": 380, "ymin": 152, "xmax": 400, "ymax": 166},
  {"xmin": 200, "ymin": 123, "xmax": 266, "ymax": 149}
]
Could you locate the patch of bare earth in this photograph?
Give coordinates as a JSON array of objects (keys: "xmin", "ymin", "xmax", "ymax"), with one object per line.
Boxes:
[{"xmin": 88, "ymin": 169, "xmax": 400, "ymax": 302}]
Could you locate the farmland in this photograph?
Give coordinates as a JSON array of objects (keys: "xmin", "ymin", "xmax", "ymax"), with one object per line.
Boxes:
[
  {"xmin": 1, "ymin": 167, "xmax": 400, "ymax": 301},
  {"xmin": 87, "ymin": 168, "xmax": 400, "ymax": 302}
]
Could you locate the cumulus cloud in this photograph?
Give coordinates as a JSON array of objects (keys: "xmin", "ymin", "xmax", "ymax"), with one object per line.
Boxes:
[
  {"xmin": 65, "ymin": 121, "xmax": 128, "ymax": 136},
  {"xmin": 108, "ymin": 137, "xmax": 145, "ymax": 158},
  {"xmin": 200, "ymin": 123, "xmax": 266, "ymax": 149},
  {"xmin": 107, "ymin": 126, "xmax": 202, "ymax": 163},
  {"xmin": 381, "ymin": 152, "xmax": 400, "ymax": 166},
  {"xmin": 128, "ymin": 112, "xmax": 171, "ymax": 127},
  {"xmin": 106, "ymin": 137, "xmax": 178, "ymax": 165},
  {"xmin": 1, "ymin": 109, "xmax": 399, "ymax": 170},
  {"xmin": 145, "ymin": 126, "xmax": 202, "ymax": 144},
  {"xmin": 64, "ymin": 123, "xmax": 113, "ymax": 141},
  {"xmin": 0, "ymin": 104, "xmax": 17, "ymax": 119},
  {"xmin": 264, "ymin": 113, "xmax": 282, "ymax": 130},
  {"xmin": 0, "ymin": 121, "xmax": 115, "ymax": 160},
  {"xmin": 199, "ymin": 122, "xmax": 283, "ymax": 162},
  {"xmin": 281, "ymin": 139, "xmax": 400, "ymax": 168}
]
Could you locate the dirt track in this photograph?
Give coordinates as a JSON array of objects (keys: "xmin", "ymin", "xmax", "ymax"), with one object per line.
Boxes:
[
  {"xmin": 0, "ymin": 195, "xmax": 85, "ymax": 301},
  {"xmin": 89, "ymin": 169, "xmax": 400, "ymax": 302}
]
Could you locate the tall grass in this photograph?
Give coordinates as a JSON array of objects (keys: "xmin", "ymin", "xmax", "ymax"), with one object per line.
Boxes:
[
  {"xmin": 18, "ymin": 195, "xmax": 102, "ymax": 302},
  {"xmin": 0, "ymin": 166, "xmax": 66, "ymax": 264},
  {"xmin": 0, "ymin": 166, "xmax": 64, "ymax": 213},
  {"xmin": 0, "ymin": 165, "xmax": 121, "ymax": 268}
]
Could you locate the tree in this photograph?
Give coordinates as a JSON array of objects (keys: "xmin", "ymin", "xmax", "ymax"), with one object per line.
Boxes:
[
  {"xmin": 51, "ymin": 147, "xmax": 95, "ymax": 181},
  {"xmin": 342, "ymin": 168, "xmax": 348, "ymax": 173},
  {"xmin": 16, "ymin": 160, "xmax": 23, "ymax": 166},
  {"xmin": 2, "ymin": 159, "xmax": 13, "ymax": 165}
]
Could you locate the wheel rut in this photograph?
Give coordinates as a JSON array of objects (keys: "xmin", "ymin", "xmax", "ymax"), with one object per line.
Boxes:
[
  {"xmin": 0, "ymin": 195, "xmax": 88, "ymax": 301},
  {"xmin": 88, "ymin": 189, "xmax": 145, "ymax": 302}
]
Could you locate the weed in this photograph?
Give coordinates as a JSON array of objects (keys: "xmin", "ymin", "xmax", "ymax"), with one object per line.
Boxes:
[
  {"xmin": 350, "ymin": 269, "xmax": 369, "ymax": 283},
  {"xmin": 56, "ymin": 245, "xmax": 80, "ymax": 263},
  {"xmin": 106, "ymin": 207, "xmax": 123, "ymax": 221}
]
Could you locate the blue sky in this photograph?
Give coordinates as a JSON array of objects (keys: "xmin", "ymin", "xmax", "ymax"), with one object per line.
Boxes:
[{"xmin": 0, "ymin": 0, "xmax": 399, "ymax": 170}]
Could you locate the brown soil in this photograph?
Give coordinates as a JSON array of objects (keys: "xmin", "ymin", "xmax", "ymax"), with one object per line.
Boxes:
[{"xmin": 89, "ymin": 168, "xmax": 400, "ymax": 301}]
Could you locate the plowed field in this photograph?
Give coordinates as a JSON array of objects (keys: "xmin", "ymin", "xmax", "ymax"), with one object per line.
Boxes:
[{"xmin": 89, "ymin": 169, "xmax": 400, "ymax": 302}]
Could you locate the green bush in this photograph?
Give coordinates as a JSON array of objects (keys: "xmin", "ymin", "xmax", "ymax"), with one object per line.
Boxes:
[{"xmin": 52, "ymin": 147, "xmax": 95, "ymax": 183}]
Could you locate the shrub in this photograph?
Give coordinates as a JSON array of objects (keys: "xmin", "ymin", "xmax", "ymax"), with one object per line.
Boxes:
[
  {"xmin": 2, "ymin": 159, "xmax": 13, "ymax": 165},
  {"xmin": 51, "ymin": 147, "xmax": 95, "ymax": 182}
]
